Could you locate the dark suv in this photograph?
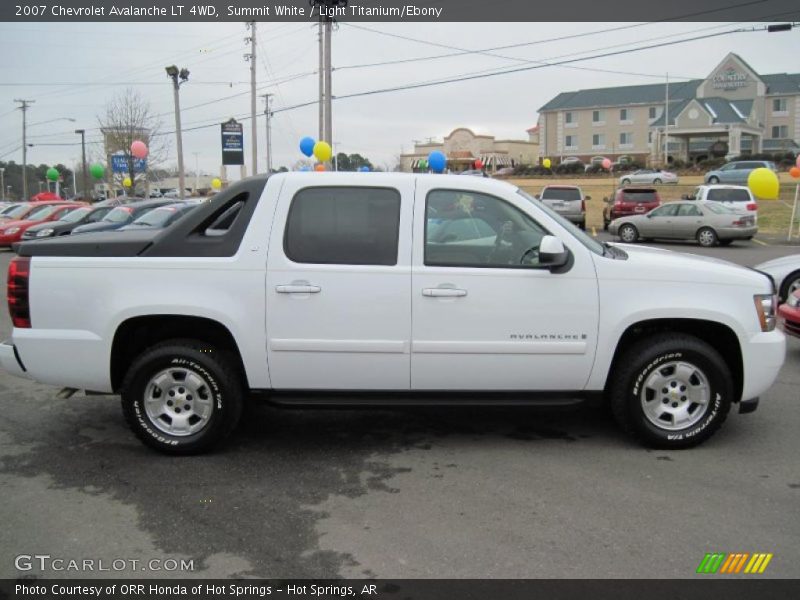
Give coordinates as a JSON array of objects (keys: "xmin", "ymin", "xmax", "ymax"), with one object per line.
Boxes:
[{"xmin": 603, "ymin": 188, "xmax": 661, "ymax": 229}]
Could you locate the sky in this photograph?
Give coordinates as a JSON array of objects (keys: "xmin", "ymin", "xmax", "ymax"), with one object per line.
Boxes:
[{"xmin": 0, "ymin": 20, "xmax": 798, "ymax": 178}]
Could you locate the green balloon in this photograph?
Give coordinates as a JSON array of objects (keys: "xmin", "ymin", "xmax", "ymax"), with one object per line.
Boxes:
[
  {"xmin": 46, "ymin": 167, "xmax": 59, "ymax": 182},
  {"xmin": 419, "ymin": 160, "xmax": 428, "ymax": 169},
  {"xmin": 89, "ymin": 163, "xmax": 105, "ymax": 179}
]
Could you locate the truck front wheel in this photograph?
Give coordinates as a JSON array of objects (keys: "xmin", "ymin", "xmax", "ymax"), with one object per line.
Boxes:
[
  {"xmin": 610, "ymin": 334, "xmax": 732, "ymax": 449},
  {"xmin": 121, "ymin": 339, "xmax": 244, "ymax": 454}
]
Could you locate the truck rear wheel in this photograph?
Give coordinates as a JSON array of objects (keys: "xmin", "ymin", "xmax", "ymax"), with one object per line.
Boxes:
[
  {"xmin": 121, "ymin": 339, "xmax": 243, "ymax": 455},
  {"xmin": 610, "ymin": 334, "xmax": 732, "ymax": 449}
]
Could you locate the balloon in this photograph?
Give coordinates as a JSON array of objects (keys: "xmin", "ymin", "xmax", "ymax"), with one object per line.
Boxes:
[
  {"xmin": 428, "ymin": 150, "xmax": 446, "ymax": 173},
  {"xmin": 601, "ymin": 158, "xmax": 612, "ymax": 169},
  {"xmin": 89, "ymin": 163, "xmax": 105, "ymax": 179},
  {"xmin": 314, "ymin": 164, "xmax": 326, "ymax": 172},
  {"xmin": 130, "ymin": 140, "xmax": 148, "ymax": 159},
  {"xmin": 790, "ymin": 167, "xmax": 800, "ymax": 179},
  {"xmin": 796, "ymin": 155, "xmax": 800, "ymax": 169},
  {"xmin": 122, "ymin": 177, "xmax": 132, "ymax": 188},
  {"xmin": 46, "ymin": 167, "xmax": 59, "ymax": 182},
  {"xmin": 313, "ymin": 141, "xmax": 332, "ymax": 163},
  {"xmin": 543, "ymin": 158, "xmax": 551, "ymax": 169},
  {"xmin": 359, "ymin": 165, "xmax": 370, "ymax": 172},
  {"xmin": 299, "ymin": 136, "xmax": 315, "ymax": 157},
  {"xmin": 211, "ymin": 178, "xmax": 222, "ymax": 190},
  {"xmin": 418, "ymin": 159, "xmax": 428, "ymax": 170},
  {"xmin": 747, "ymin": 167, "xmax": 780, "ymax": 200},
  {"xmin": 474, "ymin": 159, "xmax": 483, "ymax": 170}
]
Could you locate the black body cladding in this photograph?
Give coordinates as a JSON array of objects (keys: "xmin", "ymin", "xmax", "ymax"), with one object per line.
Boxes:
[{"xmin": 15, "ymin": 176, "xmax": 268, "ymax": 258}]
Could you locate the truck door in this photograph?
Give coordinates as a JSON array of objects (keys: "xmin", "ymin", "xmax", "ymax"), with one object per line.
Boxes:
[
  {"xmin": 265, "ymin": 178, "xmax": 413, "ymax": 390},
  {"xmin": 410, "ymin": 182, "xmax": 599, "ymax": 391}
]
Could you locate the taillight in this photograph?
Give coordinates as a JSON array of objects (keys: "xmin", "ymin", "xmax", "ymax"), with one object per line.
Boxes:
[
  {"xmin": 8, "ymin": 256, "xmax": 31, "ymax": 328},
  {"xmin": 581, "ymin": 200, "xmax": 586, "ymax": 212},
  {"xmin": 746, "ymin": 203, "xmax": 757, "ymax": 211}
]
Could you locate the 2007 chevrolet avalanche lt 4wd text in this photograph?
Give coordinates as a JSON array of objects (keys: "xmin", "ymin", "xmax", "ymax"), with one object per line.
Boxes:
[{"xmin": 0, "ymin": 173, "xmax": 786, "ymax": 454}]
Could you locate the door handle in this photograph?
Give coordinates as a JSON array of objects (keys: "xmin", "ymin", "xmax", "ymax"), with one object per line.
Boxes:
[
  {"xmin": 422, "ymin": 288, "xmax": 467, "ymax": 298},
  {"xmin": 276, "ymin": 284, "xmax": 321, "ymax": 294}
]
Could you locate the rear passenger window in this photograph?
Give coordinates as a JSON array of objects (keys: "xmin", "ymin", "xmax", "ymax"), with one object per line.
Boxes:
[{"xmin": 284, "ymin": 186, "xmax": 401, "ymax": 265}]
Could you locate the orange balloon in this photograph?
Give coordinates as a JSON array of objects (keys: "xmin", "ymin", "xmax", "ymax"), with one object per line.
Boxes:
[
  {"xmin": 314, "ymin": 164, "xmax": 325, "ymax": 172},
  {"xmin": 790, "ymin": 167, "xmax": 800, "ymax": 179}
]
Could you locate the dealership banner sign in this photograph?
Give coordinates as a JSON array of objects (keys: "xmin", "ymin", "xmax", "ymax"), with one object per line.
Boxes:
[{"xmin": 221, "ymin": 119, "xmax": 244, "ymax": 167}]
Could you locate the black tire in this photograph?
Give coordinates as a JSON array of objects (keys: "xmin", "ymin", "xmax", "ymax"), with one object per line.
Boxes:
[
  {"xmin": 610, "ymin": 334, "xmax": 732, "ymax": 449},
  {"xmin": 621, "ymin": 178, "xmax": 631, "ymax": 185},
  {"xmin": 718, "ymin": 239, "xmax": 733, "ymax": 247},
  {"xmin": 696, "ymin": 227, "xmax": 718, "ymax": 247},
  {"xmin": 578, "ymin": 220, "xmax": 586, "ymax": 231},
  {"xmin": 618, "ymin": 223, "xmax": 639, "ymax": 243},
  {"xmin": 779, "ymin": 270, "xmax": 800, "ymax": 302},
  {"xmin": 708, "ymin": 176, "xmax": 720, "ymax": 184},
  {"xmin": 654, "ymin": 178, "xmax": 662, "ymax": 185},
  {"xmin": 121, "ymin": 339, "xmax": 244, "ymax": 455}
]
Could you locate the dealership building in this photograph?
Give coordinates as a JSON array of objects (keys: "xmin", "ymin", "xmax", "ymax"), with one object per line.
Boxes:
[{"xmin": 537, "ymin": 53, "xmax": 800, "ymax": 165}]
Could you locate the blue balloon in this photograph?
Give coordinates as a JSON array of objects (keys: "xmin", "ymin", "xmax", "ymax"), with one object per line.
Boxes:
[
  {"xmin": 299, "ymin": 136, "xmax": 316, "ymax": 157},
  {"xmin": 428, "ymin": 150, "xmax": 446, "ymax": 173},
  {"xmin": 359, "ymin": 166, "xmax": 370, "ymax": 172}
]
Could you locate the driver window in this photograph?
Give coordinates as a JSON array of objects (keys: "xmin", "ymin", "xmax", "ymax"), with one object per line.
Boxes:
[
  {"xmin": 677, "ymin": 204, "xmax": 701, "ymax": 217},
  {"xmin": 425, "ymin": 189, "xmax": 548, "ymax": 268}
]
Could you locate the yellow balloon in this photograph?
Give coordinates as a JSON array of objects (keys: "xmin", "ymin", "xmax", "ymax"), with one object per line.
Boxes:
[
  {"xmin": 543, "ymin": 158, "xmax": 552, "ymax": 169},
  {"xmin": 747, "ymin": 167, "xmax": 780, "ymax": 200},
  {"xmin": 122, "ymin": 177, "xmax": 132, "ymax": 187},
  {"xmin": 313, "ymin": 141, "xmax": 332, "ymax": 163},
  {"xmin": 211, "ymin": 178, "xmax": 222, "ymax": 190}
]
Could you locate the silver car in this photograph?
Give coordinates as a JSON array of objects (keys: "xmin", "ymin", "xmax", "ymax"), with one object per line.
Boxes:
[
  {"xmin": 704, "ymin": 160, "xmax": 777, "ymax": 185},
  {"xmin": 535, "ymin": 185, "xmax": 587, "ymax": 230},
  {"xmin": 755, "ymin": 254, "xmax": 800, "ymax": 301},
  {"xmin": 609, "ymin": 200, "xmax": 757, "ymax": 247},
  {"xmin": 619, "ymin": 169, "xmax": 679, "ymax": 185}
]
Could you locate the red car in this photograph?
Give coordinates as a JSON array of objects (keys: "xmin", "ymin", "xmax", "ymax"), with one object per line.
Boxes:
[
  {"xmin": 0, "ymin": 202, "xmax": 85, "ymax": 246},
  {"xmin": 603, "ymin": 187, "xmax": 662, "ymax": 229},
  {"xmin": 778, "ymin": 290, "xmax": 800, "ymax": 339}
]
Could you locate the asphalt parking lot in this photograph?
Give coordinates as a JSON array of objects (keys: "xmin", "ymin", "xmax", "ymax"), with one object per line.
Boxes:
[{"xmin": 0, "ymin": 240, "xmax": 798, "ymax": 580}]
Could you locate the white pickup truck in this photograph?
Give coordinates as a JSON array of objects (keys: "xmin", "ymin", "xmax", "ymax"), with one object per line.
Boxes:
[{"xmin": 1, "ymin": 173, "xmax": 785, "ymax": 454}]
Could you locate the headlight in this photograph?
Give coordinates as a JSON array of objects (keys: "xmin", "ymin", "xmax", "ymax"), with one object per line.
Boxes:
[
  {"xmin": 754, "ymin": 294, "xmax": 776, "ymax": 332},
  {"xmin": 5, "ymin": 227, "xmax": 19, "ymax": 235},
  {"xmin": 788, "ymin": 293, "xmax": 800, "ymax": 308},
  {"xmin": 35, "ymin": 228, "xmax": 55, "ymax": 237}
]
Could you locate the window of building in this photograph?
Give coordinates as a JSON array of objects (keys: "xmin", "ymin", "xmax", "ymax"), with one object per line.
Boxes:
[
  {"xmin": 592, "ymin": 110, "xmax": 604, "ymax": 123},
  {"xmin": 772, "ymin": 125, "xmax": 789, "ymax": 139},
  {"xmin": 648, "ymin": 131, "xmax": 653, "ymax": 143},
  {"xmin": 649, "ymin": 107, "xmax": 657, "ymax": 119},
  {"xmin": 620, "ymin": 132, "xmax": 633, "ymax": 146},
  {"xmin": 425, "ymin": 190, "xmax": 549, "ymax": 268},
  {"xmin": 592, "ymin": 134, "xmax": 605, "ymax": 147},
  {"xmin": 772, "ymin": 98, "xmax": 788, "ymax": 113},
  {"xmin": 565, "ymin": 135, "xmax": 577, "ymax": 148},
  {"xmin": 564, "ymin": 111, "xmax": 573, "ymax": 124},
  {"xmin": 620, "ymin": 108, "xmax": 629, "ymax": 122},
  {"xmin": 284, "ymin": 186, "xmax": 401, "ymax": 265}
]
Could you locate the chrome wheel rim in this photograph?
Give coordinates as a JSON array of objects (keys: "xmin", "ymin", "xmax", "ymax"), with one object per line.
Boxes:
[
  {"xmin": 788, "ymin": 277, "xmax": 800, "ymax": 296},
  {"xmin": 620, "ymin": 226, "xmax": 636, "ymax": 242},
  {"xmin": 144, "ymin": 367, "xmax": 214, "ymax": 436},
  {"xmin": 698, "ymin": 230, "xmax": 715, "ymax": 246},
  {"xmin": 640, "ymin": 361, "xmax": 710, "ymax": 431}
]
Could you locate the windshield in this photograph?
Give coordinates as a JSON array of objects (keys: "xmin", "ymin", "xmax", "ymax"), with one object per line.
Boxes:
[
  {"xmin": 103, "ymin": 206, "xmax": 134, "ymax": 223},
  {"xmin": 540, "ymin": 188, "xmax": 581, "ymax": 201},
  {"xmin": 707, "ymin": 189, "xmax": 751, "ymax": 202},
  {"xmin": 132, "ymin": 207, "xmax": 177, "ymax": 227},
  {"xmin": 61, "ymin": 207, "xmax": 92, "ymax": 223},
  {"xmin": 5, "ymin": 204, "xmax": 31, "ymax": 219},
  {"xmin": 26, "ymin": 205, "xmax": 59, "ymax": 220},
  {"xmin": 517, "ymin": 189, "xmax": 604, "ymax": 256},
  {"xmin": 620, "ymin": 190, "xmax": 657, "ymax": 203}
]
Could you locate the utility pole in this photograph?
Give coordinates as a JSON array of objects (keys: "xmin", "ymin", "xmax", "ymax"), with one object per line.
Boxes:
[
  {"xmin": 318, "ymin": 18, "xmax": 324, "ymax": 142},
  {"xmin": 261, "ymin": 94, "xmax": 273, "ymax": 173},
  {"xmin": 324, "ymin": 18, "xmax": 333, "ymax": 156},
  {"xmin": 0, "ymin": 168, "xmax": 4, "ymax": 201},
  {"xmin": 192, "ymin": 152, "xmax": 200, "ymax": 192},
  {"xmin": 663, "ymin": 72, "xmax": 669, "ymax": 167},
  {"xmin": 75, "ymin": 129, "xmax": 87, "ymax": 199},
  {"xmin": 165, "ymin": 65, "xmax": 190, "ymax": 200},
  {"xmin": 14, "ymin": 99, "xmax": 34, "ymax": 201},
  {"xmin": 245, "ymin": 22, "xmax": 258, "ymax": 175}
]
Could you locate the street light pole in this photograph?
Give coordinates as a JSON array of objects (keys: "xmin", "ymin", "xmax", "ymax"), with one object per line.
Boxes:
[
  {"xmin": 0, "ymin": 168, "xmax": 4, "ymax": 201},
  {"xmin": 192, "ymin": 152, "xmax": 200, "ymax": 192},
  {"xmin": 14, "ymin": 99, "xmax": 35, "ymax": 201},
  {"xmin": 165, "ymin": 65, "xmax": 189, "ymax": 200},
  {"xmin": 261, "ymin": 94, "xmax": 273, "ymax": 173},
  {"xmin": 75, "ymin": 129, "xmax": 87, "ymax": 199}
]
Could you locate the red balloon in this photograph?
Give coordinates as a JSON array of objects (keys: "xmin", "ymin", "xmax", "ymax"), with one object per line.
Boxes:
[
  {"xmin": 131, "ymin": 140, "xmax": 148, "ymax": 159},
  {"xmin": 474, "ymin": 159, "xmax": 483, "ymax": 170},
  {"xmin": 314, "ymin": 164, "xmax": 325, "ymax": 172},
  {"xmin": 601, "ymin": 158, "xmax": 612, "ymax": 169}
]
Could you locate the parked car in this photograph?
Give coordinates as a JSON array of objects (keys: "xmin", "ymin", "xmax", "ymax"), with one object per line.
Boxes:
[
  {"xmin": 777, "ymin": 290, "xmax": 800, "ymax": 339},
  {"xmin": 603, "ymin": 188, "xmax": 661, "ymax": 229},
  {"xmin": 619, "ymin": 169, "xmax": 679, "ymax": 186},
  {"xmin": 535, "ymin": 185, "xmax": 588, "ymax": 230},
  {"xmin": 494, "ymin": 167, "xmax": 515, "ymax": 177},
  {"xmin": 459, "ymin": 169, "xmax": 489, "ymax": 177},
  {"xmin": 163, "ymin": 189, "xmax": 182, "ymax": 198},
  {"xmin": 0, "ymin": 203, "xmax": 25, "ymax": 218},
  {"xmin": 0, "ymin": 202, "xmax": 85, "ymax": 246},
  {"xmin": 118, "ymin": 201, "xmax": 200, "ymax": 231},
  {"xmin": 683, "ymin": 185, "xmax": 758, "ymax": 224},
  {"xmin": 21, "ymin": 200, "xmax": 121, "ymax": 240},
  {"xmin": 755, "ymin": 254, "xmax": 800, "ymax": 302},
  {"xmin": 71, "ymin": 199, "xmax": 177, "ymax": 235},
  {"xmin": 2, "ymin": 173, "xmax": 784, "ymax": 454},
  {"xmin": 704, "ymin": 160, "xmax": 777, "ymax": 185},
  {"xmin": 608, "ymin": 200, "xmax": 757, "ymax": 247}
]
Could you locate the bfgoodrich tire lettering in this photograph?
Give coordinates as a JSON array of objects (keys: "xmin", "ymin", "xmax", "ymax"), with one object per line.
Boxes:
[
  {"xmin": 121, "ymin": 339, "xmax": 243, "ymax": 455},
  {"xmin": 610, "ymin": 334, "xmax": 732, "ymax": 449}
]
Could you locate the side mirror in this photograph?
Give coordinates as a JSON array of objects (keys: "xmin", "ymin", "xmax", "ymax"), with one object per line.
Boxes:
[{"xmin": 539, "ymin": 235, "xmax": 569, "ymax": 271}]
